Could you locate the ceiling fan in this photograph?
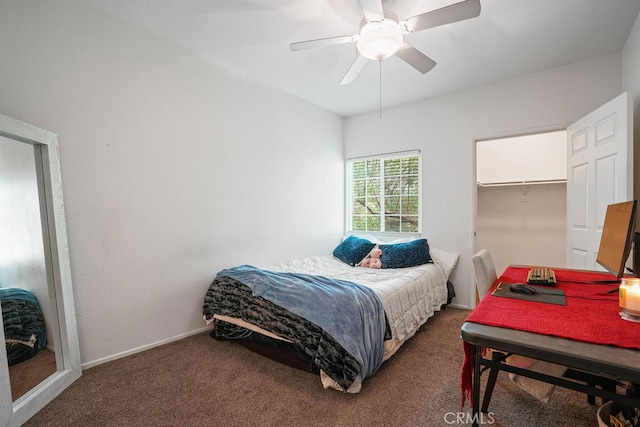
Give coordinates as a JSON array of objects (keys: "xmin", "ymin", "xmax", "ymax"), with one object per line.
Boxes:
[{"xmin": 290, "ymin": 0, "xmax": 481, "ymax": 85}]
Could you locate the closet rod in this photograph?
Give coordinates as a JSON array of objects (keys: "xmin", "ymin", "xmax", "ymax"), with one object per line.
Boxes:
[{"xmin": 477, "ymin": 179, "xmax": 566, "ymax": 188}]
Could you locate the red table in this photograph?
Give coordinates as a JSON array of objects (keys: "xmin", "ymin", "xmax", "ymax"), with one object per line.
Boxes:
[{"xmin": 460, "ymin": 266, "xmax": 640, "ymax": 426}]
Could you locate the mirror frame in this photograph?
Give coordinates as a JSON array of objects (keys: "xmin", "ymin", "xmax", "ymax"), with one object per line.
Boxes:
[{"xmin": 0, "ymin": 114, "xmax": 81, "ymax": 426}]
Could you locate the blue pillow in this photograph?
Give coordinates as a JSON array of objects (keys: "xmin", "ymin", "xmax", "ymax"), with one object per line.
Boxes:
[
  {"xmin": 332, "ymin": 236, "xmax": 376, "ymax": 266},
  {"xmin": 380, "ymin": 239, "xmax": 432, "ymax": 269}
]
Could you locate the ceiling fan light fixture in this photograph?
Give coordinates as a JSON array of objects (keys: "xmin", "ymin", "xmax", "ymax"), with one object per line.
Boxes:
[{"xmin": 357, "ymin": 19, "xmax": 403, "ymax": 60}]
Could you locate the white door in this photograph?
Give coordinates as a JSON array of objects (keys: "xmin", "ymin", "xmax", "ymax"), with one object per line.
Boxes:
[{"xmin": 566, "ymin": 92, "xmax": 633, "ymax": 270}]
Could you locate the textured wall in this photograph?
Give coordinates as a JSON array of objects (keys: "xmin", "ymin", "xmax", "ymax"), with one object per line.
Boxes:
[{"xmin": 0, "ymin": 0, "xmax": 344, "ymax": 367}]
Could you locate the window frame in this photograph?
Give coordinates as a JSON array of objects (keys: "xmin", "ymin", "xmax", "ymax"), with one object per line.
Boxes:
[{"xmin": 345, "ymin": 150, "xmax": 422, "ymax": 236}]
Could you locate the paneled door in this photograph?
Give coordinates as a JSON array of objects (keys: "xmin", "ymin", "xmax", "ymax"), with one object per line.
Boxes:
[{"xmin": 566, "ymin": 92, "xmax": 633, "ymax": 270}]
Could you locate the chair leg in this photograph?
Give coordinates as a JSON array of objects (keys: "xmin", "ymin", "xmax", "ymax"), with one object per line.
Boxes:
[
  {"xmin": 564, "ymin": 369, "xmax": 618, "ymax": 404},
  {"xmin": 586, "ymin": 383, "xmax": 596, "ymax": 404},
  {"xmin": 591, "ymin": 377, "xmax": 617, "ymax": 404},
  {"xmin": 481, "ymin": 351, "xmax": 502, "ymax": 412}
]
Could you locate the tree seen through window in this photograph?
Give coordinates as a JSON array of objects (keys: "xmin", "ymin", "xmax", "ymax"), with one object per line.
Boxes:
[{"xmin": 350, "ymin": 153, "xmax": 420, "ymax": 233}]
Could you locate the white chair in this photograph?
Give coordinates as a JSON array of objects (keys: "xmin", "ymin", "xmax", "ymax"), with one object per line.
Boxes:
[
  {"xmin": 471, "ymin": 249, "xmax": 505, "ymax": 411},
  {"xmin": 472, "ymin": 249, "xmax": 497, "ymax": 301},
  {"xmin": 471, "ymin": 249, "xmax": 586, "ymax": 410}
]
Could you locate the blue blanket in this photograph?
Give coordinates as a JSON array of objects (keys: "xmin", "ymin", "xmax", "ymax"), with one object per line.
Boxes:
[{"xmin": 218, "ymin": 265, "xmax": 385, "ymax": 381}]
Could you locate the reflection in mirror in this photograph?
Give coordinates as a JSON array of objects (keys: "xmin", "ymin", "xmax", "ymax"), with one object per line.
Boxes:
[
  {"xmin": 0, "ymin": 135, "xmax": 57, "ymax": 401},
  {"xmin": 0, "ymin": 114, "xmax": 81, "ymax": 427}
]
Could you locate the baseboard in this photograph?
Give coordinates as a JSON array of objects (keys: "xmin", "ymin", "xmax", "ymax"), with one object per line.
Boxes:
[
  {"xmin": 447, "ymin": 303, "xmax": 470, "ymax": 310},
  {"xmin": 81, "ymin": 325, "xmax": 213, "ymax": 370}
]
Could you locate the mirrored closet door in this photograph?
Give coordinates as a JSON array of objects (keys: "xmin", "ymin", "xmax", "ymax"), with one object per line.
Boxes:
[{"xmin": 0, "ymin": 114, "xmax": 80, "ymax": 426}]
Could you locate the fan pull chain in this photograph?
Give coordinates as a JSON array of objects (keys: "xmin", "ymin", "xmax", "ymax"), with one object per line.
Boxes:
[{"xmin": 379, "ymin": 59, "xmax": 382, "ymax": 119}]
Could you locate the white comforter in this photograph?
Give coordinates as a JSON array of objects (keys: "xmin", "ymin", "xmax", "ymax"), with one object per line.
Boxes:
[
  {"xmin": 266, "ymin": 255, "xmax": 451, "ymax": 392},
  {"xmin": 267, "ymin": 255, "xmax": 449, "ymax": 362}
]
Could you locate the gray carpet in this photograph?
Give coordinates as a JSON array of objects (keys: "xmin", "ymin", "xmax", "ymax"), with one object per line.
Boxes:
[{"xmin": 25, "ymin": 308, "xmax": 602, "ymax": 426}]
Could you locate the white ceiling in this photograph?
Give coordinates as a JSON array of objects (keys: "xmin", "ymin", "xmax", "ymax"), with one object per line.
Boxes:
[{"xmin": 80, "ymin": 0, "xmax": 640, "ymax": 117}]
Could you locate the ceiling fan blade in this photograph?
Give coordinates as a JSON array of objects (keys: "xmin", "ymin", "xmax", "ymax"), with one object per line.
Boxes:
[
  {"xmin": 359, "ymin": 0, "xmax": 385, "ymax": 22},
  {"xmin": 400, "ymin": 0, "xmax": 481, "ymax": 34},
  {"xmin": 290, "ymin": 35, "xmax": 358, "ymax": 52},
  {"xmin": 395, "ymin": 44, "xmax": 437, "ymax": 74},
  {"xmin": 340, "ymin": 55, "xmax": 369, "ymax": 85}
]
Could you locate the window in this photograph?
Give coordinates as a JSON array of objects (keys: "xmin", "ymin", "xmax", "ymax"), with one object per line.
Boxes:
[{"xmin": 347, "ymin": 151, "xmax": 421, "ymax": 233}]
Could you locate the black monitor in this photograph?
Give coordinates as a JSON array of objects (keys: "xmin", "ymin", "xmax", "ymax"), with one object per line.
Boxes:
[{"xmin": 596, "ymin": 200, "xmax": 638, "ymax": 280}]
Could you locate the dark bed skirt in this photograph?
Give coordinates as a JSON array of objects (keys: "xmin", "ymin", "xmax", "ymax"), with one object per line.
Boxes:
[
  {"xmin": 446, "ymin": 280, "xmax": 455, "ymax": 306},
  {"xmin": 211, "ymin": 320, "xmax": 320, "ymax": 375}
]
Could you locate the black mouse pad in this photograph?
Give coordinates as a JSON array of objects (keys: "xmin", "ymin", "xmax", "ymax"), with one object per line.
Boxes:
[{"xmin": 492, "ymin": 282, "xmax": 566, "ymax": 305}]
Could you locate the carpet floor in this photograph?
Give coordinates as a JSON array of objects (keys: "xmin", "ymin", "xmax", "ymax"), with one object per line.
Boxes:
[{"xmin": 25, "ymin": 308, "xmax": 602, "ymax": 426}]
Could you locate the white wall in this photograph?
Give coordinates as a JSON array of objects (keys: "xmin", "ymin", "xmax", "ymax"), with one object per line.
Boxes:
[
  {"xmin": 623, "ymin": 11, "xmax": 640, "ymax": 204},
  {"xmin": 0, "ymin": 137, "xmax": 44, "ymax": 293},
  {"xmin": 476, "ymin": 184, "xmax": 566, "ymax": 276},
  {"xmin": 0, "ymin": 1, "xmax": 344, "ymax": 367},
  {"xmin": 345, "ymin": 53, "xmax": 623, "ymax": 309}
]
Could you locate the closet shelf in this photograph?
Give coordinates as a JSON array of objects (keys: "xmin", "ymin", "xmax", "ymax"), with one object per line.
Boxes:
[{"xmin": 477, "ymin": 179, "xmax": 567, "ymax": 188}]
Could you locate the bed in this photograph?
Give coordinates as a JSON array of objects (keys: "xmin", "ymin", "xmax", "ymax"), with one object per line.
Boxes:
[
  {"xmin": 1, "ymin": 288, "xmax": 47, "ymax": 366},
  {"xmin": 202, "ymin": 236, "xmax": 458, "ymax": 393}
]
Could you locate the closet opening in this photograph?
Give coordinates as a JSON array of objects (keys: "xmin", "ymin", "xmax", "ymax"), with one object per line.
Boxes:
[{"xmin": 475, "ymin": 130, "xmax": 567, "ymax": 277}]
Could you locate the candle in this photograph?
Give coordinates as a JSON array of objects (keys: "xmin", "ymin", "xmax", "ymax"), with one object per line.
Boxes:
[{"xmin": 620, "ymin": 278, "xmax": 640, "ymax": 317}]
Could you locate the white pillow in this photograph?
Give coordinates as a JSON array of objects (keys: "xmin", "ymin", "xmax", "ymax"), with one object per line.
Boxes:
[{"xmin": 429, "ymin": 246, "xmax": 459, "ymax": 282}]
